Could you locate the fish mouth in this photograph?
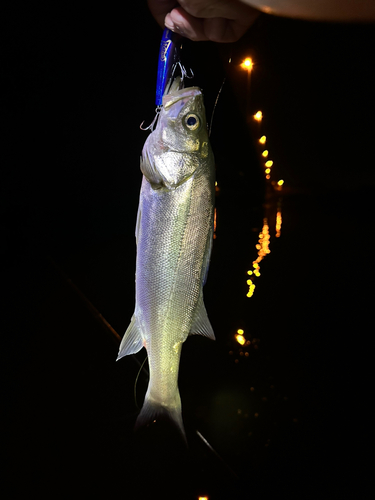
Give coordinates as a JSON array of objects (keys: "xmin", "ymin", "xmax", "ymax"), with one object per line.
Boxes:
[{"xmin": 162, "ymin": 77, "xmax": 202, "ymax": 111}]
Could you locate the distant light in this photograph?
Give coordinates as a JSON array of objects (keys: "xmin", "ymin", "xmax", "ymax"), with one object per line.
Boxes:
[
  {"xmin": 198, "ymin": 497, "xmax": 209, "ymax": 500},
  {"xmin": 254, "ymin": 111, "xmax": 262, "ymax": 122},
  {"xmin": 266, "ymin": 174, "xmax": 271, "ymax": 179},
  {"xmin": 237, "ymin": 329, "xmax": 244, "ymax": 334},
  {"xmin": 276, "ymin": 210, "xmax": 282, "ymax": 237},
  {"xmin": 259, "ymin": 135, "xmax": 266, "ymax": 144},
  {"xmin": 236, "ymin": 334, "xmax": 246, "ymax": 345},
  {"xmin": 265, "ymin": 160, "xmax": 273, "ymax": 167},
  {"xmin": 241, "ymin": 57, "xmax": 253, "ymax": 71},
  {"xmin": 247, "ymin": 280, "xmax": 255, "ymax": 297},
  {"xmin": 265, "ymin": 168, "xmax": 271, "ymax": 174},
  {"xmin": 262, "ymin": 150, "xmax": 269, "ymax": 158},
  {"xmin": 277, "ymin": 179, "xmax": 284, "ymax": 186},
  {"xmin": 247, "ymin": 218, "xmax": 270, "ymax": 298}
]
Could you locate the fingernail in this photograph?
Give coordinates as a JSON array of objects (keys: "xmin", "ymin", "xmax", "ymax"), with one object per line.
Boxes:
[
  {"xmin": 165, "ymin": 13, "xmax": 185, "ymax": 36},
  {"xmin": 164, "ymin": 13, "xmax": 175, "ymax": 31}
]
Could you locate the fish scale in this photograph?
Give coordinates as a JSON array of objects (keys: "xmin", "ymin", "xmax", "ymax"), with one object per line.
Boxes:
[{"xmin": 117, "ymin": 80, "xmax": 215, "ymax": 438}]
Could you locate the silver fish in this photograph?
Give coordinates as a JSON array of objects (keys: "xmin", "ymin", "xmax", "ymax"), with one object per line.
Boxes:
[{"xmin": 117, "ymin": 79, "xmax": 215, "ymax": 437}]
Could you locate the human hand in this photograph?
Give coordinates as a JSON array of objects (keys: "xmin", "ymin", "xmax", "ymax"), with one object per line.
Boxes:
[{"xmin": 147, "ymin": 0, "xmax": 260, "ymax": 42}]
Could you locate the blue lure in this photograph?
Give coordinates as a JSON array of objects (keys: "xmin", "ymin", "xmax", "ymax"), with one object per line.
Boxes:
[{"xmin": 155, "ymin": 28, "xmax": 181, "ymax": 106}]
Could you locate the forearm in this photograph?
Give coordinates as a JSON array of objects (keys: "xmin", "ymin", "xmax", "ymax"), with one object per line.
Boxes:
[{"xmin": 241, "ymin": 0, "xmax": 375, "ymax": 22}]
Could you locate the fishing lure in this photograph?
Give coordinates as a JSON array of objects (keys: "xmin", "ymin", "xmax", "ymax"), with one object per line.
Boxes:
[{"xmin": 155, "ymin": 28, "xmax": 182, "ymax": 106}]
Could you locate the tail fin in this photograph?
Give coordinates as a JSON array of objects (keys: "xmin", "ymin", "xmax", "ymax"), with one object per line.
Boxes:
[{"xmin": 135, "ymin": 392, "xmax": 186, "ymax": 443}]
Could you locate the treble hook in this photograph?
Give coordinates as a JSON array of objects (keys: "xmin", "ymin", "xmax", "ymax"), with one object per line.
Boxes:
[
  {"xmin": 140, "ymin": 107, "xmax": 161, "ymax": 132},
  {"xmin": 173, "ymin": 61, "xmax": 194, "ymax": 86}
]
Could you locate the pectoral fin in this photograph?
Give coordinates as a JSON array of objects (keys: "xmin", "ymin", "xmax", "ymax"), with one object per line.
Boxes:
[
  {"xmin": 190, "ymin": 295, "xmax": 215, "ymax": 340},
  {"xmin": 117, "ymin": 315, "xmax": 144, "ymax": 360}
]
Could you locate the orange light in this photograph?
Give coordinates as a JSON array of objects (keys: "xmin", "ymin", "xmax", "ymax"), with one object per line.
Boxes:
[
  {"xmin": 241, "ymin": 57, "xmax": 253, "ymax": 71},
  {"xmin": 254, "ymin": 111, "xmax": 262, "ymax": 122},
  {"xmin": 276, "ymin": 210, "xmax": 282, "ymax": 238},
  {"xmin": 247, "ymin": 218, "xmax": 270, "ymax": 298},
  {"xmin": 259, "ymin": 135, "xmax": 266, "ymax": 144},
  {"xmin": 236, "ymin": 334, "xmax": 246, "ymax": 345}
]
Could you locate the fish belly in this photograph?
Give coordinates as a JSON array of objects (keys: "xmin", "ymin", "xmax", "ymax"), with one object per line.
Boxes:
[{"xmin": 135, "ymin": 171, "xmax": 213, "ymax": 433}]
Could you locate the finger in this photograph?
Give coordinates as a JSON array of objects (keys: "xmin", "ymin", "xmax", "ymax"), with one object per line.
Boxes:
[
  {"xmin": 178, "ymin": 0, "xmax": 259, "ymax": 24},
  {"xmin": 204, "ymin": 15, "xmax": 259, "ymax": 42},
  {"xmin": 147, "ymin": 0, "xmax": 178, "ymax": 27},
  {"xmin": 165, "ymin": 6, "xmax": 259, "ymax": 42},
  {"xmin": 165, "ymin": 7, "xmax": 209, "ymax": 41}
]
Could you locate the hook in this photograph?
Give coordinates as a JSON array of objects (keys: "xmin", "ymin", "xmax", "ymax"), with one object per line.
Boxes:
[{"xmin": 140, "ymin": 107, "xmax": 161, "ymax": 132}]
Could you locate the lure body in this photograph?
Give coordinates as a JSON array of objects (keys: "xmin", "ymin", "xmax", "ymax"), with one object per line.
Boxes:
[{"xmin": 155, "ymin": 28, "xmax": 181, "ymax": 106}]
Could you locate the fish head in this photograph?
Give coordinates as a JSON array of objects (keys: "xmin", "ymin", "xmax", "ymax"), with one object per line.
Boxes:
[
  {"xmin": 142, "ymin": 80, "xmax": 212, "ymax": 188},
  {"xmin": 159, "ymin": 84, "xmax": 209, "ymax": 154}
]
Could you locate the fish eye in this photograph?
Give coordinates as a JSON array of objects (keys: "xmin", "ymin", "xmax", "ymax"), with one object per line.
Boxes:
[{"xmin": 184, "ymin": 113, "xmax": 200, "ymax": 131}]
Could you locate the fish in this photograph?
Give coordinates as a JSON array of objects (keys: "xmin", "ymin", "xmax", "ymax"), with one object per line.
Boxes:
[{"xmin": 117, "ymin": 78, "xmax": 215, "ymax": 438}]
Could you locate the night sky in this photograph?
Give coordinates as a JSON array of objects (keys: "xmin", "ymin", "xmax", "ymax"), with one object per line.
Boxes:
[{"xmin": 2, "ymin": 3, "xmax": 374, "ymax": 498}]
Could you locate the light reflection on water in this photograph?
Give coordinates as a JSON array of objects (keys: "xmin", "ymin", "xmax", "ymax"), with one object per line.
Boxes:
[
  {"xmin": 245, "ymin": 193, "xmax": 283, "ymax": 298},
  {"xmin": 246, "ymin": 217, "xmax": 270, "ymax": 297},
  {"xmin": 199, "ymin": 113, "xmax": 298, "ymax": 481},
  {"xmin": 244, "ymin": 110, "xmax": 284, "ymax": 297}
]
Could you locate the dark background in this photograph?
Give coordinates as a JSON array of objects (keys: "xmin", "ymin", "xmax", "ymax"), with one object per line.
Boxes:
[{"xmin": 2, "ymin": 2, "xmax": 374, "ymax": 499}]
